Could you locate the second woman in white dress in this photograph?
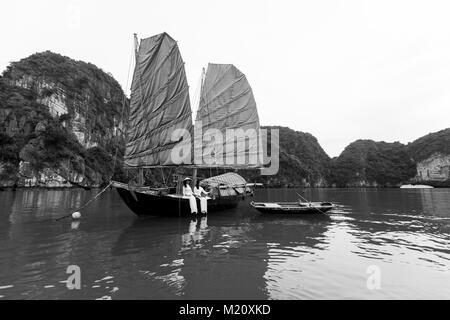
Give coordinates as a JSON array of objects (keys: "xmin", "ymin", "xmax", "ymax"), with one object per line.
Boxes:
[{"xmin": 193, "ymin": 180, "xmax": 210, "ymax": 214}]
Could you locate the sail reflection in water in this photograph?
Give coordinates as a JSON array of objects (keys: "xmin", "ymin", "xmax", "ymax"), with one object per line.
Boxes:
[{"xmin": 0, "ymin": 188, "xmax": 449, "ymax": 299}]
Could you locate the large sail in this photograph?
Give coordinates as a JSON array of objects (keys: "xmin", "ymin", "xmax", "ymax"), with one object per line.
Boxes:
[
  {"xmin": 124, "ymin": 33, "xmax": 192, "ymax": 167},
  {"xmin": 194, "ymin": 64, "xmax": 261, "ymax": 167}
]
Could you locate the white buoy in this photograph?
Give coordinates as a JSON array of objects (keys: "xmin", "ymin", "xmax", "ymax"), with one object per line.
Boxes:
[{"xmin": 72, "ymin": 211, "xmax": 81, "ymax": 220}]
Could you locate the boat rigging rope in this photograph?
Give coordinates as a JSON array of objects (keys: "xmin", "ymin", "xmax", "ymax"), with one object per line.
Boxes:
[
  {"xmin": 191, "ymin": 69, "xmax": 204, "ymax": 121},
  {"xmin": 110, "ymin": 40, "xmax": 135, "ymax": 181},
  {"xmin": 161, "ymin": 167, "xmax": 167, "ymax": 187},
  {"xmin": 55, "ymin": 182, "xmax": 112, "ymax": 221}
]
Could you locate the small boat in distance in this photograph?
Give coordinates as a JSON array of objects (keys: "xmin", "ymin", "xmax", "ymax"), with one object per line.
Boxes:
[
  {"xmin": 400, "ymin": 184, "xmax": 434, "ymax": 189},
  {"xmin": 251, "ymin": 201, "xmax": 334, "ymax": 215}
]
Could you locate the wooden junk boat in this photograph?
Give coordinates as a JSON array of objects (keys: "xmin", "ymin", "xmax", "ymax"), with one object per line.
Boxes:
[
  {"xmin": 251, "ymin": 201, "xmax": 334, "ymax": 215},
  {"xmin": 113, "ymin": 172, "xmax": 253, "ymax": 216},
  {"xmin": 112, "ymin": 32, "xmax": 263, "ymax": 216}
]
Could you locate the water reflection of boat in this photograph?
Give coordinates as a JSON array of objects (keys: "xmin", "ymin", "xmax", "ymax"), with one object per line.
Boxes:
[
  {"xmin": 110, "ymin": 214, "xmax": 267, "ymax": 298},
  {"xmin": 110, "ymin": 202, "xmax": 331, "ymax": 298}
]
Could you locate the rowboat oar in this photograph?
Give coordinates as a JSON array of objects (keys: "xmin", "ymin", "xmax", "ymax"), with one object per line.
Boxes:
[
  {"xmin": 296, "ymin": 191, "xmax": 327, "ymax": 215},
  {"xmin": 296, "ymin": 192, "xmax": 311, "ymax": 204}
]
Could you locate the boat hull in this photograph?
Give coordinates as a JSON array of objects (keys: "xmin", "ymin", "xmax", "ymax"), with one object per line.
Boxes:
[
  {"xmin": 114, "ymin": 183, "xmax": 241, "ymax": 216},
  {"xmin": 251, "ymin": 202, "xmax": 333, "ymax": 215}
]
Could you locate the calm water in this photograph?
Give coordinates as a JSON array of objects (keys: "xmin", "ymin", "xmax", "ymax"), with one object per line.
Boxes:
[{"xmin": 0, "ymin": 188, "xmax": 449, "ymax": 300}]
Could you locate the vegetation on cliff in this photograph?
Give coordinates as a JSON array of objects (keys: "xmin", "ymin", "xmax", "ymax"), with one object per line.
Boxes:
[
  {"xmin": 3, "ymin": 51, "xmax": 123, "ymax": 105},
  {"xmin": 241, "ymin": 126, "xmax": 331, "ymax": 187},
  {"xmin": 241, "ymin": 130, "xmax": 421, "ymax": 188},
  {"xmin": 0, "ymin": 81, "xmax": 51, "ymax": 182},
  {"xmin": 0, "ymin": 52, "xmax": 127, "ymax": 187},
  {"xmin": 246, "ymin": 127, "xmax": 449, "ymax": 188},
  {"xmin": 406, "ymin": 128, "xmax": 450, "ymax": 161},
  {"xmin": 329, "ymin": 140, "xmax": 416, "ymax": 187}
]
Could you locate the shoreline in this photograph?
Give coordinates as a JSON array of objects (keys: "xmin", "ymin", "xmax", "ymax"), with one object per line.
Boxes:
[{"xmin": 1, "ymin": 185, "xmax": 449, "ymax": 191}]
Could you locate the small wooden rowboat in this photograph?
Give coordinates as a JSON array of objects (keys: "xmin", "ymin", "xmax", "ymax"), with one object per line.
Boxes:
[{"xmin": 251, "ymin": 201, "xmax": 334, "ymax": 215}]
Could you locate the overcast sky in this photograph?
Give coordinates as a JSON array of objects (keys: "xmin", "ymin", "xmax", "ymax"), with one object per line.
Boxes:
[{"xmin": 1, "ymin": 0, "xmax": 449, "ymax": 157}]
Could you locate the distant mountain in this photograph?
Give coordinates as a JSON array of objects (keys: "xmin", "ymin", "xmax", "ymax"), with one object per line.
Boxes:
[
  {"xmin": 242, "ymin": 128, "xmax": 449, "ymax": 188},
  {"xmin": 328, "ymin": 140, "xmax": 416, "ymax": 187},
  {"xmin": 0, "ymin": 51, "xmax": 127, "ymax": 188},
  {"xmin": 241, "ymin": 126, "xmax": 331, "ymax": 187}
]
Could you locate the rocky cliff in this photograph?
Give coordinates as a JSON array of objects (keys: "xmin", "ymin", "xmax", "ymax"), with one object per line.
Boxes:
[
  {"xmin": 415, "ymin": 153, "xmax": 450, "ymax": 182},
  {"xmin": 407, "ymin": 129, "xmax": 450, "ymax": 186},
  {"xmin": 0, "ymin": 51, "xmax": 127, "ymax": 188}
]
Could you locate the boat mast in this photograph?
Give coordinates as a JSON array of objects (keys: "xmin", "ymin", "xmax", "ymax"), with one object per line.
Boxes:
[
  {"xmin": 133, "ymin": 33, "xmax": 139, "ymax": 55},
  {"xmin": 201, "ymin": 67, "xmax": 206, "ymax": 95},
  {"xmin": 133, "ymin": 33, "xmax": 144, "ymax": 187},
  {"xmin": 191, "ymin": 67, "xmax": 207, "ymax": 187}
]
